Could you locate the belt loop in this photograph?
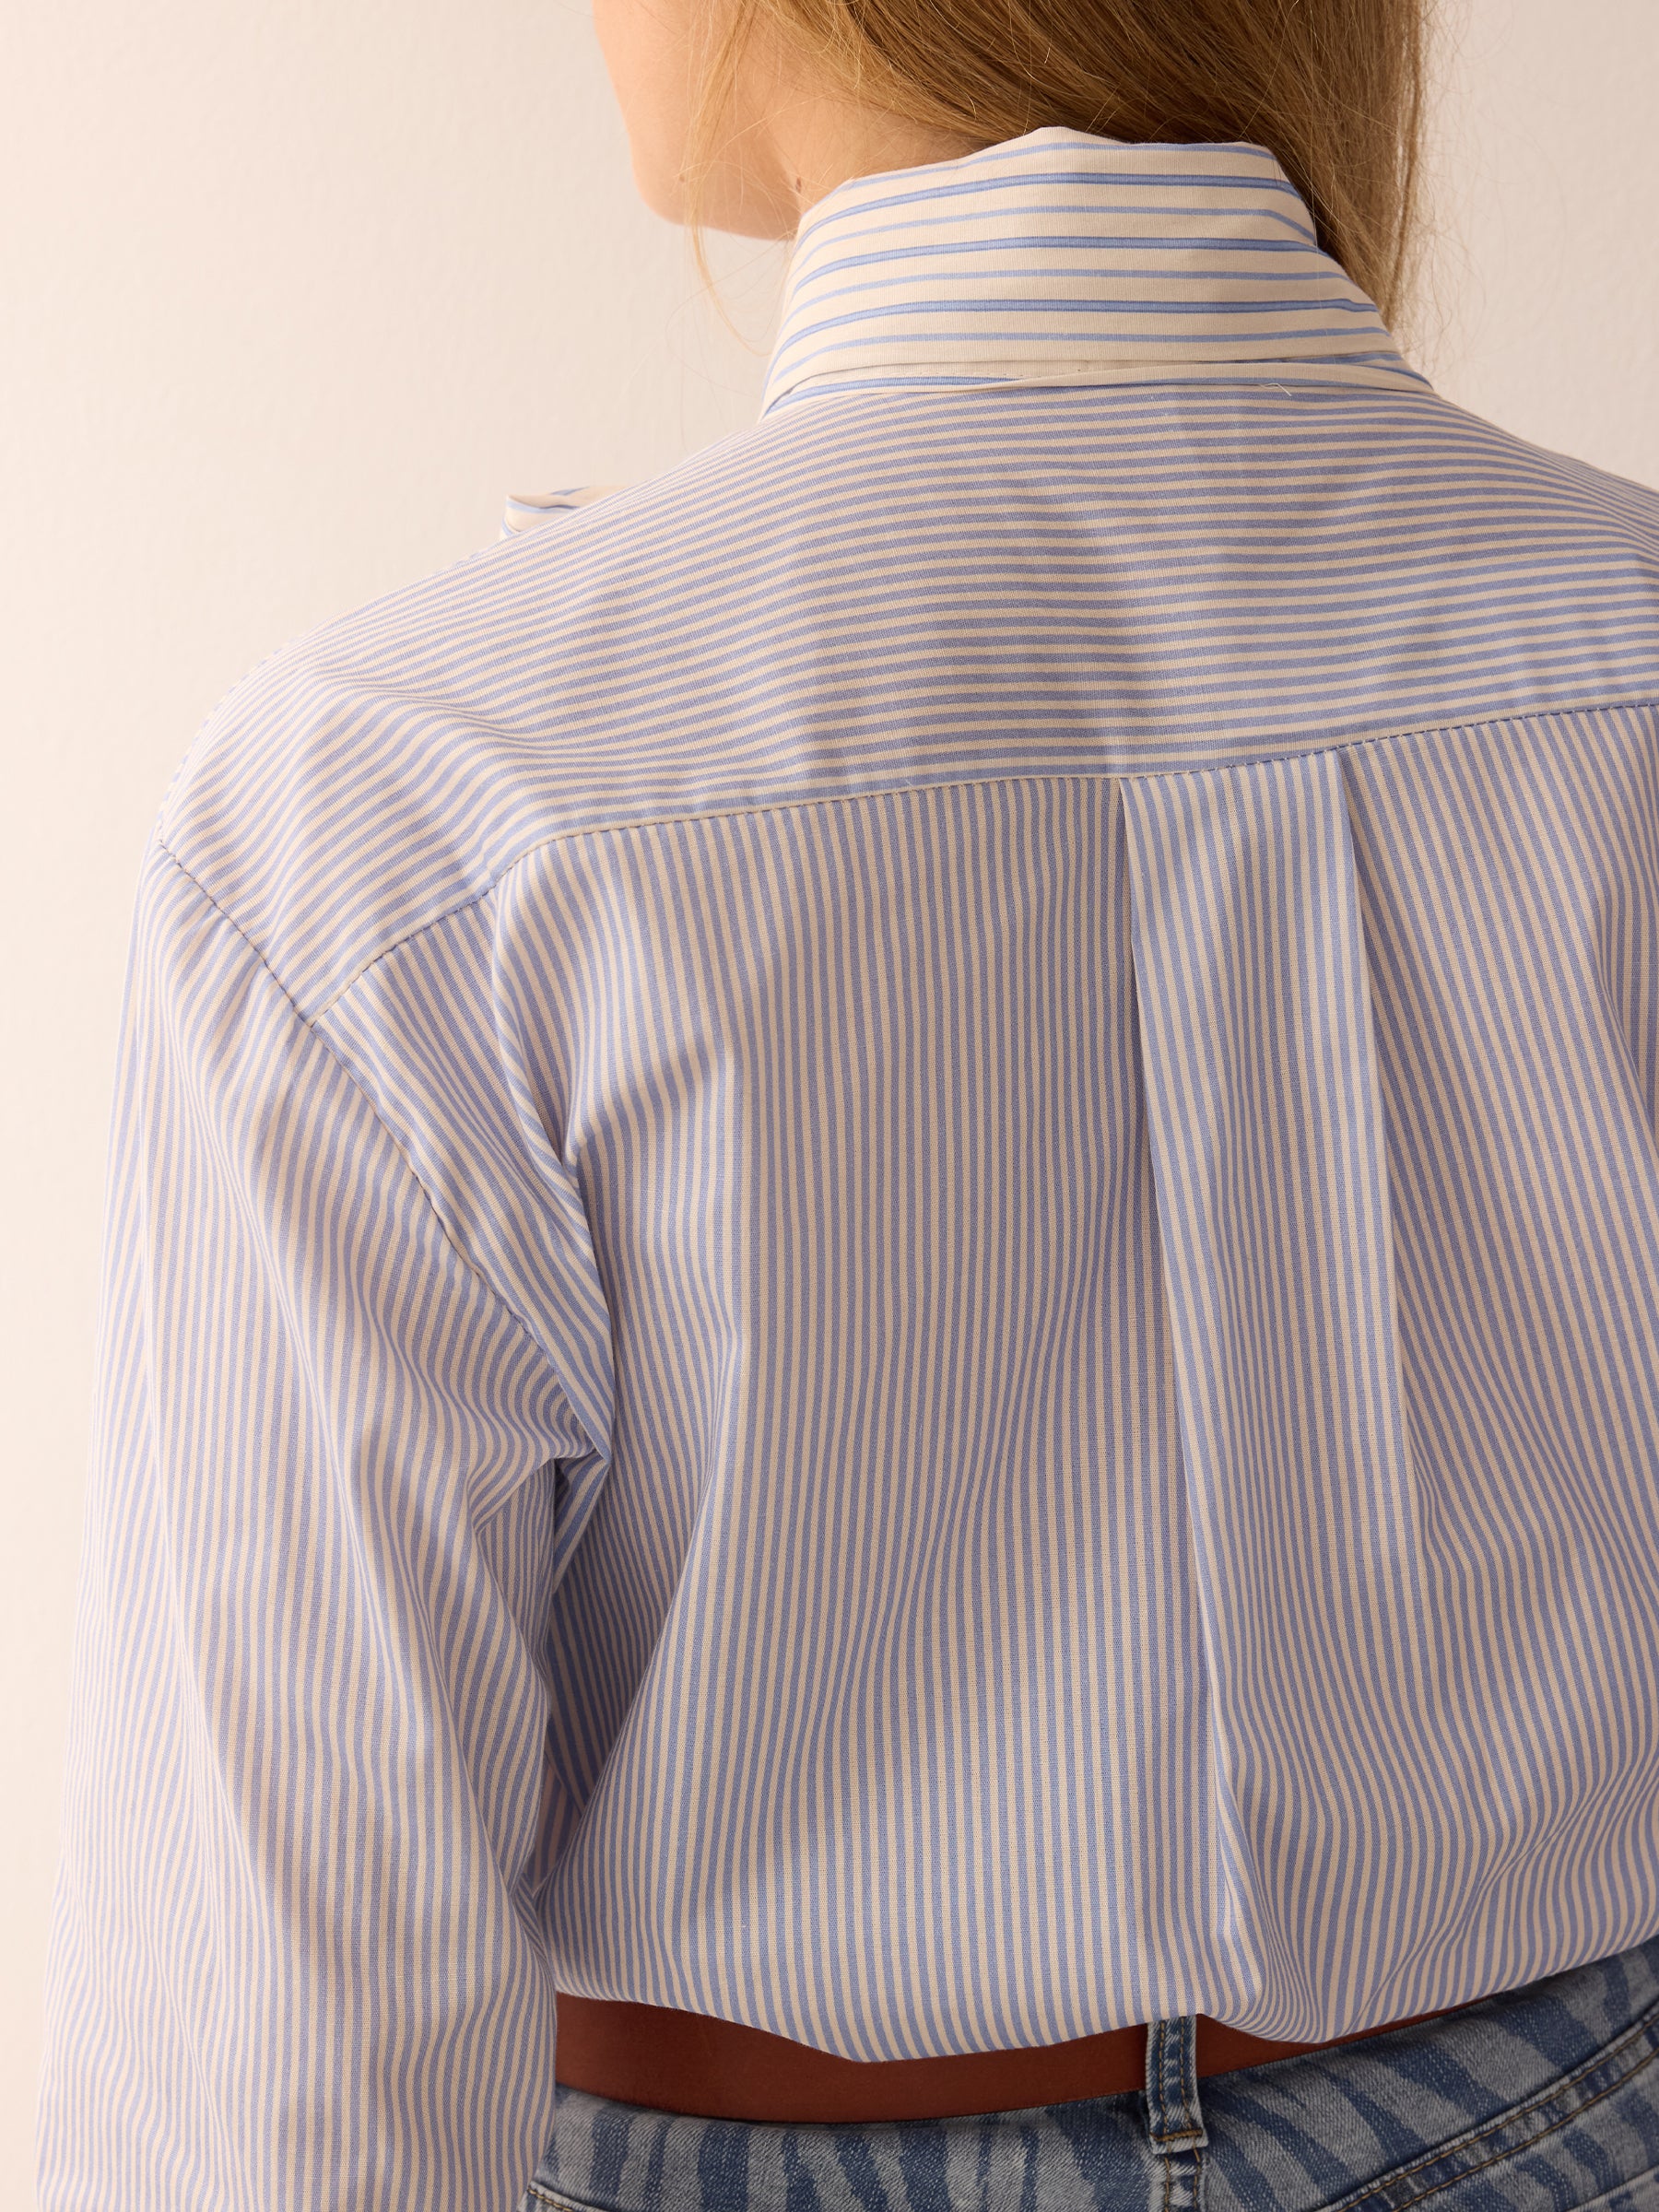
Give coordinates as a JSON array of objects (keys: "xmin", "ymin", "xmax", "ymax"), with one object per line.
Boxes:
[{"xmin": 1144, "ymin": 2015, "xmax": 1208, "ymax": 2208}]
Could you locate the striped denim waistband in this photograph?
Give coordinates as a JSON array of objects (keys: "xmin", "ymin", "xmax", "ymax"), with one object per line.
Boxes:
[{"xmin": 519, "ymin": 1931, "xmax": 1659, "ymax": 2212}]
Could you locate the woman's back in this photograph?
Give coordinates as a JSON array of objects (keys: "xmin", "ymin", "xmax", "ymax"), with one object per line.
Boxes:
[{"xmin": 39, "ymin": 124, "xmax": 1659, "ymax": 2212}]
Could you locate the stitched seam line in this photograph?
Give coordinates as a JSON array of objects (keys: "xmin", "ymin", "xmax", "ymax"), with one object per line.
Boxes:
[
  {"xmin": 1150, "ymin": 2018, "xmax": 1206, "ymax": 2149},
  {"xmin": 1356, "ymin": 2047, "xmax": 1659, "ymax": 2212},
  {"xmin": 312, "ymin": 692, "xmax": 1659, "ymax": 1020},
  {"xmin": 153, "ymin": 833, "xmax": 569, "ymax": 1416},
  {"xmin": 763, "ymin": 363, "xmax": 1433, "ymax": 416},
  {"xmin": 1327, "ymin": 2004, "xmax": 1659, "ymax": 2212}
]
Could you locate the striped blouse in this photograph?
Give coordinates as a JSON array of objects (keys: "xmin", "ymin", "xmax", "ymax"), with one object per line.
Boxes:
[{"xmin": 38, "ymin": 125, "xmax": 1659, "ymax": 2211}]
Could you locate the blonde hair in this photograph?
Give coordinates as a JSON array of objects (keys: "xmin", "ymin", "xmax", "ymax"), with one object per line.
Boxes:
[{"xmin": 683, "ymin": 0, "xmax": 1433, "ymax": 348}]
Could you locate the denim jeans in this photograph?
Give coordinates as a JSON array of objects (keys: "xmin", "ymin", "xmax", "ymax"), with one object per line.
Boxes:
[{"xmin": 518, "ymin": 1930, "xmax": 1659, "ymax": 2211}]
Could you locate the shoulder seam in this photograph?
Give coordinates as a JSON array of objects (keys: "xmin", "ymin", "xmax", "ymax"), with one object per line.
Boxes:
[{"xmin": 152, "ymin": 831, "xmax": 571, "ymax": 1408}]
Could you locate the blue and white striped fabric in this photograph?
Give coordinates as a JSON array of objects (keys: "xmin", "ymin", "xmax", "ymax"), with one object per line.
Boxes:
[
  {"xmin": 757, "ymin": 127, "xmax": 1434, "ymax": 412},
  {"xmin": 39, "ymin": 124, "xmax": 1659, "ymax": 2212}
]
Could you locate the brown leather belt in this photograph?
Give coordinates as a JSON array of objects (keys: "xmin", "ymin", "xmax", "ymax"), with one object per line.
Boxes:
[{"xmin": 554, "ymin": 1991, "xmax": 1462, "ymax": 2123}]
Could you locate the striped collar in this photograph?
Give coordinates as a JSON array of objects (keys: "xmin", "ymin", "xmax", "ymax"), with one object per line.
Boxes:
[
  {"xmin": 759, "ymin": 124, "xmax": 1430, "ymax": 417},
  {"xmin": 501, "ymin": 125, "xmax": 1430, "ymax": 536}
]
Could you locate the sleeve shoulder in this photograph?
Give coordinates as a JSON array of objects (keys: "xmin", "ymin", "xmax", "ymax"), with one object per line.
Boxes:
[{"xmin": 38, "ymin": 829, "xmax": 589, "ymax": 2210}]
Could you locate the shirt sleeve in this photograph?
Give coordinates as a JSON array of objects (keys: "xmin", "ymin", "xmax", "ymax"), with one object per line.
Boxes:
[{"xmin": 38, "ymin": 830, "xmax": 594, "ymax": 2212}]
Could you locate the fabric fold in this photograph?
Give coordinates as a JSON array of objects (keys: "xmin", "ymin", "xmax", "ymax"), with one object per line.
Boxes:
[{"xmin": 1120, "ymin": 747, "xmax": 1454, "ymax": 2028}]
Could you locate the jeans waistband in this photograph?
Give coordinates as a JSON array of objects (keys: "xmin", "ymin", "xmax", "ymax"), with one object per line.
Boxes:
[{"xmin": 521, "ymin": 1931, "xmax": 1659, "ymax": 2212}]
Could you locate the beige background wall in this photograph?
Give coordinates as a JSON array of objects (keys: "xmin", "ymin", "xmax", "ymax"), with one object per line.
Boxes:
[{"xmin": 3, "ymin": 0, "xmax": 1654, "ymax": 2200}]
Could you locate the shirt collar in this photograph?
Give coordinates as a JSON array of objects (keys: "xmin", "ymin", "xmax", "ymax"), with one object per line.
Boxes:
[{"xmin": 759, "ymin": 124, "xmax": 1430, "ymax": 418}]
